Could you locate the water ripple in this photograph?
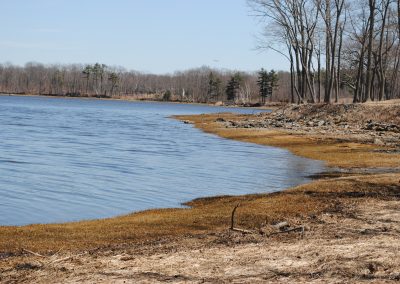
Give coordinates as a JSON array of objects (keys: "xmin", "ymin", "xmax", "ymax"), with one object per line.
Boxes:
[{"xmin": 0, "ymin": 96, "xmax": 325, "ymax": 226}]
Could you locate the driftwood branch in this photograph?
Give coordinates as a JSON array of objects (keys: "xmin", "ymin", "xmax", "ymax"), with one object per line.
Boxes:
[
  {"xmin": 229, "ymin": 204, "xmax": 306, "ymax": 237},
  {"xmin": 50, "ymin": 256, "xmax": 73, "ymax": 264},
  {"xmin": 49, "ymin": 254, "xmax": 84, "ymax": 264},
  {"xmin": 22, "ymin": 247, "xmax": 87, "ymax": 266},
  {"xmin": 229, "ymin": 203, "xmax": 257, "ymax": 234},
  {"xmin": 23, "ymin": 248, "xmax": 46, "ymax": 258},
  {"xmin": 230, "ymin": 203, "xmax": 241, "ymax": 230},
  {"xmin": 230, "ymin": 227, "xmax": 256, "ymax": 234},
  {"xmin": 47, "ymin": 253, "xmax": 87, "ymax": 265}
]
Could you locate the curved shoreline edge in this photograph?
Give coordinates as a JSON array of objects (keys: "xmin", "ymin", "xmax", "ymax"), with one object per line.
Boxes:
[
  {"xmin": 1, "ymin": 112, "xmax": 399, "ymax": 255},
  {"xmin": 173, "ymin": 113, "xmax": 400, "ymax": 169}
]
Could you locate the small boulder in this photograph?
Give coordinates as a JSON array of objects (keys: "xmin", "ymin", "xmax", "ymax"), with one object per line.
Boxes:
[{"xmin": 374, "ymin": 138, "xmax": 385, "ymax": 146}]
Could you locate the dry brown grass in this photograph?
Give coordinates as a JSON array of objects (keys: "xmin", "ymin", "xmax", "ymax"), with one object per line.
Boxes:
[
  {"xmin": 3, "ymin": 192, "xmax": 399, "ymax": 283},
  {"xmin": 0, "ymin": 186, "xmax": 323, "ymax": 254}
]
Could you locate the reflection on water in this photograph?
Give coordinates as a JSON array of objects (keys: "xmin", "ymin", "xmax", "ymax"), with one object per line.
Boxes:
[{"xmin": 0, "ymin": 96, "xmax": 325, "ymax": 226}]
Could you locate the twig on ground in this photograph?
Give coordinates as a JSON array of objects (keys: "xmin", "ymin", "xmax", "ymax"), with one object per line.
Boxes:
[
  {"xmin": 230, "ymin": 227, "xmax": 256, "ymax": 234},
  {"xmin": 229, "ymin": 203, "xmax": 258, "ymax": 234},
  {"xmin": 22, "ymin": 249, "xmax": 46, "ymax": 258},
  {"xmin": 230, "ymin": 203, "xmax": 241, "ymax": 230},
  {"xmin": 50, "ymin": 256, "xmax": 74, "ymax": 264},
  {"xmin": 49, "ymin": 253, "xmax": 86, "ymax": 264}
]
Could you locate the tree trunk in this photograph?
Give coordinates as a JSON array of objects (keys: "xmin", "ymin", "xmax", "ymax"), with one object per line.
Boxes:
[
  {"xmin": 324, "ymin": 0, "xmax": 332, "ymax": 103},
  {"xmin": 365, "ymin": 0, "xmax": 376, "ymax": 102}
]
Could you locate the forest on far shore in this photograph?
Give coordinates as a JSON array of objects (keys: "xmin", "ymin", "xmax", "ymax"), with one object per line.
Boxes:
[{"xmin": 0, "ymin": 63, "xmax": 293, "ymax": 104}]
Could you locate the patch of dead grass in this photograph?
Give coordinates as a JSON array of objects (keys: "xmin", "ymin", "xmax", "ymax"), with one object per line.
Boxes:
[{"xmin": 1, "ymin": 173, "xmax": 399, "ymax": 256}]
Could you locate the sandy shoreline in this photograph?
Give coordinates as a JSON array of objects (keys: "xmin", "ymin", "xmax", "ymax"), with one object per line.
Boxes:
[{"xmin": 1, "ymin": 103, "xmax": 400, "ymax": 283}]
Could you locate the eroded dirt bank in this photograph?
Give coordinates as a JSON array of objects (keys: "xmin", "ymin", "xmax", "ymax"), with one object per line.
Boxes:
[{"xmin": 1, "ymin": 103, "xmax": 400, "ymax": 283}]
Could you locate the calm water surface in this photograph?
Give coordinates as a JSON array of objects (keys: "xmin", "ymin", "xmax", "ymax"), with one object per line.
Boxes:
[{"xmin": 0, "ymin": 96, "xmax": 325, "ymax": 226}]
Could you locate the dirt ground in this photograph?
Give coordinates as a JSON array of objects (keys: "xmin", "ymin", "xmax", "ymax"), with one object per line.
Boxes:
[{"xmin": 2, "ymin": 190, "xmax": 399, "ymax": 283}]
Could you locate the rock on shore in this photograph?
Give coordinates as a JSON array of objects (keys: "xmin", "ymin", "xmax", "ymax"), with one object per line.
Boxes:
[{"xmin": 220, "ymin": 103, "xmax": 400, "ymax": 147}]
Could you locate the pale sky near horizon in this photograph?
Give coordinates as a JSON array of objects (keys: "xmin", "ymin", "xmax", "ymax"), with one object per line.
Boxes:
[{"xmin": 0, "ymin": 0, "xmax": 288, "ymax": 74}]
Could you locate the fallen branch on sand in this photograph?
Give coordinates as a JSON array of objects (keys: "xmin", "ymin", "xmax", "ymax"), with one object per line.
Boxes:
[
  {"xmin": 229, "ymin": 203, "xmax": 257, "ymax": 234},
  {"xmin": 22, "ymin": 249, "xmax": 46, "ymax": 258},
  {"xmin": 22, "ymin": 248, "xmax": 86, "ymax": 265},
  {"xmin": 230, "ymin": 227, "xmax": 256, "ymax": 234},
  {"xmin": 230, "ymin": 203, "xmax": 241, "ymax": 230},
  {"xmin": 229, "ymin": 204, "xmax": 305, "ymax": 236},
  {"xmin": 49, "ymin": 253, "xmax": 86, "ymax": 264}
]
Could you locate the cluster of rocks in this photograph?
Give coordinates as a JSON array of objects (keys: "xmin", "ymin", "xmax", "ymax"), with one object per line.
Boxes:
[
  {"xmin": 363, "ymin": 121, "xmax": 400, "ymax": 133},
  {"xmin": 216, "ymin": 104, "xmax": 400, "ymax": 147}
]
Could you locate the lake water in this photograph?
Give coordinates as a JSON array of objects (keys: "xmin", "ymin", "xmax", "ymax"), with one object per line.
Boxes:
[{"xmin": 0, "ymin": 96, "xmax": 325, "ymax": 226}]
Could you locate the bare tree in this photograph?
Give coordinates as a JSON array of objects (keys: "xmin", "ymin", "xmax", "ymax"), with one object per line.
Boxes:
[{"xmin": 249, "ymin": 0, "xmax": 320, "ymax": 103}]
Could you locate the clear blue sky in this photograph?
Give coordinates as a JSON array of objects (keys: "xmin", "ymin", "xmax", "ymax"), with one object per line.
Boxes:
[{"xmin": 0, "ymin": 0, "xmax": 287, "ymax": 74}]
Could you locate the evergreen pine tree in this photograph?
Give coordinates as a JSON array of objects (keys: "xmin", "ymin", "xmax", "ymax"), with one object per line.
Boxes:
[
  {"xmin": 267, "ymin": 69, "xmax": 279, "ymax": 99},
  {"xmin": 207, "ymin": 72, "xmax": 222, "ymax": 102},
  {"xmin": 257, "ymin": 68, "xmax": 269, "ymax": 103},
  {"xmin": 257, "ymin": 69, "xmax": 279, "ymax": 103},
  {"xmin": 226, "ymin": 73, "xmax": 242, "ymax": 101}
]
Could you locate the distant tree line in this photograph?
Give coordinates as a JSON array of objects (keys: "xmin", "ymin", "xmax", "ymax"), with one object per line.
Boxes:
[
  {"xmin": 249, "ymin": 0, "xmax": 400, "ymax": 103},
  {"xmin": 0, "ymin": 63, "xmax": 290, "ymax": 104}
]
